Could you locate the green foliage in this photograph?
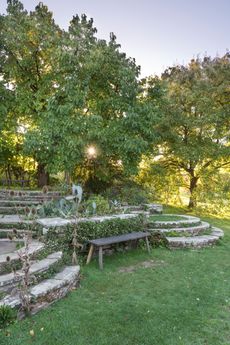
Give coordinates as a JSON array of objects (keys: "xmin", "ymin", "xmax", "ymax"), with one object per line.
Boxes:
[
  {"xmin": 0, "ymin": 1, "xmax": 160, "ymax": 189},
  {"xmin": 104, "ymin": 181, "xmax": 149, "ymax": 205},
  {"xmin": 0, "ymin": 305, "xmax": 16, "ymax": 328},
  {"xmin": 45, "ymin": 216, "xmax": 144, "ymax": 253},
  {"xmin": 37, "ymin": 198, "xmax": 78, "ymax": 218},
  {"xmin": 0, "ymin": 212, "xmax": 230, "ymax": 344},
  {"xmin": 143, "ymin": 55, "xmax": 230, "ymax": 207},
  {"xmin": 83, "ymin": 195, "xmax": 110, "ymax": 216}
]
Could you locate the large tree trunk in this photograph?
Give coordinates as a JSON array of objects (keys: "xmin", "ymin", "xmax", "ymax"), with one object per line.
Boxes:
[
  {"xmin": 188, "ymin": 175, "xmax": 199, "ymax": 208},
  {"xmin": 64, "ymin": 171, "xmax": 71, "ymax": 185},
  {"xmin": 37, "ymin": 163, "xmax": 49, "ymax": 188}
]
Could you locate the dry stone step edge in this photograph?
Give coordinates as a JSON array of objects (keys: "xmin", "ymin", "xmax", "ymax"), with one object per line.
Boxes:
[
  {"xmin": 0, "ymin": 265, "xmax": 80, "ymax": 315},
  {"xmin": 0, "ymin": 251, "xmax": 63, "ymax": 291},
  {"xmin": 166, "ymin": 228, "xmax": 224, "ymax": 248},
  {"xmin": 149, "ymin": 221, "xmax": 210, "ymax": 235}
]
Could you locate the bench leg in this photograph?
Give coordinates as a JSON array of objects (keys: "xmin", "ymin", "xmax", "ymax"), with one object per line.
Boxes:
[
  {"xmin": 99, "ymin": 246, "xmax": 103, "ymax": 270},
  {"xmin": 86, "ymin": 244, "xmax": 94, "ymax": 264},
  {"xmin": 145, "ymin": 236, "xmax": 151, "ymax": 253}
]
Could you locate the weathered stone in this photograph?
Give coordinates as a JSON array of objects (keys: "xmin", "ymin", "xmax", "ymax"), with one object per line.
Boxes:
[
  {"xmin": 166, "ymin": 228, "xmax": 224, "ymax": 249},
  {"xmin": 148, "ymin": 214, "xmax": 201, "ymax": 229},
  {"xmin": 37, "ymin": 213, "xmax": 138, "ymax": 229},
  {"xmin": 150, "ymin": 221, "xmax": 210, "ymax": 236},
  {"xmin": 0, "ymin": 240, "xmax": 44, "ymax": 272},
  {"xmin": 0, "ymin": 251, "xmax": 63, "ymax": 291},
  {"xmin": 0, "ymin": 265, "xmax": 80, "ymax": 315}
]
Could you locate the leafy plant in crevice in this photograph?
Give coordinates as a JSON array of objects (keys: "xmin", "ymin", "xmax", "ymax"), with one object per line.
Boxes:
[{"xmin": 0, "ymin": 305, "xmax": 17, "ymax": 329}]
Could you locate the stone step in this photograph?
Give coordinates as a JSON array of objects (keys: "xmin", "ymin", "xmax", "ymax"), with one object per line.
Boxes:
[
  {"xmin": 147, "ymin": 214, "xmax": 201, "ymax": 229},
  {"xmin": 0, "ymin": 197, "xmax": 58, "ymax": 202},
  {"xmin": 0, "ymin": 265, "xmax": 80, "ymax": 315},
  {"xmin": 0, "ymin": 228, "xmax": 34, "ymax": 239},
  {"xmin": 149, "ymin": 221, "xmax": 211, "ymax": 236},
  {"xmin": 0, "ymin": 240, "xmax": 45, "ymax": 273},
  {"xmin": 0, "ymin": 215, "xmax": 32, "ymax": 229},
  {"xmin": 0, "ymin": 206, "xmax": 27, "ymax": 215},
  {"xmin": 0, "ymin": 200, "xmax": 41, "ymax": 207},
  {"xmin": 0, "ymin": 190, "xmax": 61, "ymax": 197},
  {"xmin": 0, "ymin": 251, "xmax": 63, "ymax": 292},
  {"xmin": 166, "ymin": 228, "xmax": 224, "ymax": 249}
]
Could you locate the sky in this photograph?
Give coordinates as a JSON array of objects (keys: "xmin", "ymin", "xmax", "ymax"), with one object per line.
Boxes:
[{"xmin": 0, "ymin": 0, "xmax": 229, "ymax": 77}]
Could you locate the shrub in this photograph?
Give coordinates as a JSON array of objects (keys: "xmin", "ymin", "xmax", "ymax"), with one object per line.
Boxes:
[
  {"xmin": 45, "ymin": 215, "xmax": 145, "ymax": 254},
  {"xmin": 104, "ymin": 182, "xmax": 149, "ymax": 205},
  {"xmin": 83, "ymin": 195, "xmax": 110, "ymax": 216},
  {"xmin": 0, "ymin": 305, "xmax": 17, "ymax": 328}
]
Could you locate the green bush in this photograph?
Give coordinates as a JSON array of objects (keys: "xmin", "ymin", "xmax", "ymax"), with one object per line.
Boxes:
[
  {"xmin": 104, "ymin": 182, "xmax": 149, "ymax": 205},
  {"xmin": 0, "ymin": 305, "xmax": 17, "ymax": 328},
  {"xmin": 82, "ymin": 195, "xmax": 111, "ymax": 216},
  {"xmin": 45, "ymin": 215, "xmax": 145, "ymax": 253}
]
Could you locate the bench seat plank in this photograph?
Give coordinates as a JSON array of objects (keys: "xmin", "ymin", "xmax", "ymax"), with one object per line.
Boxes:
[{"xmin": 89, "ymin": 231, "xmax": 150, "ymax": 247}]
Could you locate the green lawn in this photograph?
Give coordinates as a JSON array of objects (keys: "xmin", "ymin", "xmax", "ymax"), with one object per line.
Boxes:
[
  {"xmin": 1, "ymin": 213, "xmax": 230, "ymax": 345},
  {"xmin": 148, "ymin": 214, "xmax": 186, "ymax": 222}
]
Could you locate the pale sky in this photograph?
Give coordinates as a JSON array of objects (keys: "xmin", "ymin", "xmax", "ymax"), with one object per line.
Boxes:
[{"xmin": 0, "ymin": 0, "xmax": 229, "ymax": 77}]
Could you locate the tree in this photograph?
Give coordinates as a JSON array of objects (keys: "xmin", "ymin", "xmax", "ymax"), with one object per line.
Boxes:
[
  {"xmin": 1, "ymin": 2, "xmax": 160, "ymax": 190},
  {"xmin": 144, "ymin": 55, "xmax": 230, "ymax": 207},
  {"xmin": 0, "ymin": 0, "xmax": 62, "ymax": 186},
  {"xmin": 29, "ymin": 27, "xmax": 159, "ymax": 191}
]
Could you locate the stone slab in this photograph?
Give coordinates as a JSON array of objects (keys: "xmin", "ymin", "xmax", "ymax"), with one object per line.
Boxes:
[
  {"xmin": 0, "ymin": 240, "xmax": 44, "ymax": 265},
  {"xmin": 30, "ymin": 266, "xmax": 80, "ymax": 298},
  {"xmin": 0, "ymin": 214, "xmax": 31, "ymax": 224},
  {"xmin": 150, "ymin": 221, "xmax": 210, "ymax": 234},
  {"xmin": 0, "ymin": 252, "xmax": 62, "ymax": 289},
  {"xmin": 37, "ymin": 213, "xmax": 138, "ymax": 228},
  {"xmin": 166, "ymin": 228, "xmax": 224, "ymax": 248}
]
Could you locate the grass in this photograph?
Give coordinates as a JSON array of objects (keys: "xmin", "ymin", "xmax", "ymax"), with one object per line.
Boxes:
[
  {"xmin": 0, "ymin": 211, "xmax": 230, "ymax": 345},
  {"xmin": 148, "ymin": 214, "xmax": 186, "ymax": 222}
]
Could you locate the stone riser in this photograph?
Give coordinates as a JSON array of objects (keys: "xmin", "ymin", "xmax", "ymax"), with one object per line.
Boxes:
[
  {"xmin": 0, "ymin": 190, "xmax": 61, "ymax": 197},
  {"xmin": 0, "ymin": 207, "xmax": 28, "ymax": 215},
  {"xmin": 0, "ymin": 251, "xmax": 63, "ymax": 292},
  {"xmin": 0, "ymin": 241, "xmax": 44, "ymax": 274},
  {"xmin": 148, "ymin": 215, "xmax": 201, "ymax": 229},
  {"xmin": 168, "ymin": 237, "xmax": 219, "ymax": 249},
  {"xmin": 150, "ymin": 222, "xmax": 210, "ymax": 236},
  {"xmin": 0, "ymin": 266, "xmax": 80, "ymax": 318},
  {"xmin": 148, "ymin": 221, "xmax": 201, "ymax": 229},
  {"xmin": 166, "ymin": 228, "xmax": 224, "ymax": 249},
  {"xmin": 0, "ymin": 196, "xmax": 58, "ymax": 202},
  {"xmin": 0, "ymin": 201, "xmax": 41, "ymax": 207},
  {"xmin": 0, "ymin": 229, "xmax": 36, "ymax": 239}
]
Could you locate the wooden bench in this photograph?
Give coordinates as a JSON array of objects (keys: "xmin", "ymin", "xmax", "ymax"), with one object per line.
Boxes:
[{"xmin": 86, "ymin": 231, "xmax": 151, "ymax": 270}]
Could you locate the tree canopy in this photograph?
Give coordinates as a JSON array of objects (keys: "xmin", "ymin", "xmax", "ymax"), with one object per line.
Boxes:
[{"xmin": 143, "ymin": 55, "xmax": 230, "ymax": 207}]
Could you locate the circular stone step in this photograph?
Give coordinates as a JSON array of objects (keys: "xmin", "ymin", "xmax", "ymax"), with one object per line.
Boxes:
[
  {"xmin": 166, "ymin": 227, "xmax": 224, "ymax": 249},
  {"xmin": 147, "ymin": 214, "xmax": 201, "ymax": 229},
  {"xmin": 149, "ymin": 221, "xmax": 211, "ymax": 236}
]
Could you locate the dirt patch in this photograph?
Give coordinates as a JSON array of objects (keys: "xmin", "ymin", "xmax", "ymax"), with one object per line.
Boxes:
[{"xmin": 118, "ymin": 259, "xmax": 166, "ymax": 273}]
